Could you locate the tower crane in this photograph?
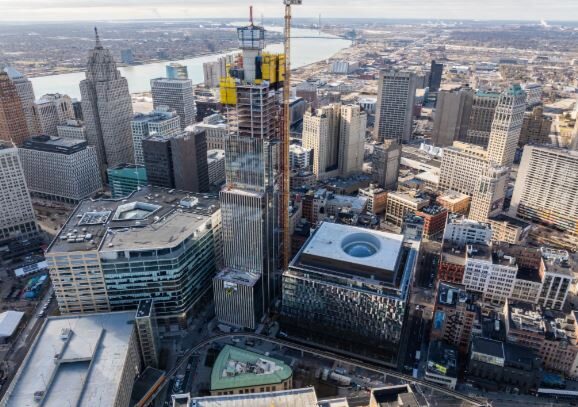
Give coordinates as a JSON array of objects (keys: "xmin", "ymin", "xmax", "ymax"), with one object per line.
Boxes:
[{"xmin": 281, "ymin": 0, "xmax": 302, "ymax": 271}]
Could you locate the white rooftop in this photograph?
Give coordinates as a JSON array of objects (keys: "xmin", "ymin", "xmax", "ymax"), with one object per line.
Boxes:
[
  {"xmin": 302, "ymin": 222, "xmax": 404, "ymax": 272},
  {"xmin": 2, "ymin": 312, "xmax": 135, "ymax": 407},
  {"xmin": 0, "ymin": 311, "xmax": 24, "ymax": 338},
  {"xmin": 191, "ymin": 388, "xmax": 320, "ymax": 407}
]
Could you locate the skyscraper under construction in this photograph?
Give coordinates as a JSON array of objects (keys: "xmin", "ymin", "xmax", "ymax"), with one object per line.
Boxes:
[{"xmin": 213, "ymin": 15, "xmax": 285, "ymax": 329}]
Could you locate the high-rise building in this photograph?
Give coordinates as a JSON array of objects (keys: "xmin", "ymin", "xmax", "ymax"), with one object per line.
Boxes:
[
  {"xmin": 374, "ymin": 70, "xmax": 417, "ymax": 144},
  {"xmin": 518, "ymin": 106, "xmax": 552, "ymax": 147},
  {"xmin": 203, "ymin": 55, "xmax": 236, "ymax": 88},
  {"xmin": 469, "ymin": 166, "xmax": 509, "ymax": 222},
  {"xmin": 428, "ymin": 60, "xmax": 444, "ymax": 92},
  {"xmin": 46, "ymin": 187, "xmax": 222, "ymax": 324},
  {"xmin": 0, "ymin": 142, "xmax": 38, "ymax": 256},
  {"xmin": 4, "ymin": 66, "xmax": 38, "ymax": 136},
  {"xmin": 107, "ymin": 163, "xmax": 148, "ymax": 198},
  {"xmin": 338, "ymin": 104, "xmax": 366, "ymax": 176},
  {"xmin": 166, "ymin": 62, "xmax": 189, "ymax": 79},
  {"xmin": 439, "ymin": 142, "xmax": 491, "ymax": 194},
  {"xmin": 281, "ymin": 222, "xmax": 420, "ymax": 367},
  {"xmin": 301, "ymin": 104, "xmax": 340, "ymax": 178},
  {"xmin": 135, "ymin": 299, "xmax": 160, "ymax": 368},
  {"xmin": 487, "ymin": 84, "xmax": 527, "ymax": 167},
  {"xmin": 57, "ymin": 119, "xmax": 87, "ymax": 140},
  {"xmin": 121, "ymin": 48, "xmax": 135, "ymax": 64},
  {"xmin": 80, "ymin": 29, "xmax": 135, "ymax": 172},
  {"xmin": 0, "ymin": 70, "xmax": 29, "ymax": 146},
  {"xmin": 523, "ymin": 83, "xmax": 542, "ymax": 107},
  {"xmin": 462, "ymin": 91, "xmax": 500, "ymax": 148},
  {"xmin": 151, "ymin": 77, "xmax": 196, "ymax": 130},
  {"xmin": 18, "ymin": 135, "xmax": 102, "ymax": 203},
  {"xmin": 289, "ymin": 144, "xmax": 312, "ymax": 170},
  {"xmin": 510, "ymin": 145, "xmax": 578, "ymax": 237},
  {"xmin": 32, "ymin": 93, "xmax": 75, "ymax": 137},
  {"xmin": 372, "ymin": 140, "xmax": 401, "ymax": 190},
  {"xmin": 432, "ymin": 87, "xmax": 473, "ymax": 147},
  {"xmin": 131, "ymin": 108, "xmax": 181, "ymax": 165},
  {"xmin": 213, "ymin": 20, "xmax": 283, "ymax": 330}
]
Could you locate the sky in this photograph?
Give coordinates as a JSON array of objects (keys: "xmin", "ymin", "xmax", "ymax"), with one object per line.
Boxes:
[{"xmin": 0, "ymin": 0, "xmax": 576, "ymax": 22}]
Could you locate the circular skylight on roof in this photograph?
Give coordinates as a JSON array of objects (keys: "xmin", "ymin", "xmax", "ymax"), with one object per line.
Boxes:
[{"xmin": 341, "ymin": 233, "xmax": 381, "ymax": 258}]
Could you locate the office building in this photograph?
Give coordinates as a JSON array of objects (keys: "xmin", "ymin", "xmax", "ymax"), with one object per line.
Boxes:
[
  {"xmin": 213, "ymin": 20, "xmax": 283, "ymax": 330},
  {"xmin": 467, "ymin": 337, "xmax": 541, "ymax": 394},
  {"xmin": 46, "ymin": 187, "xmax": 222, "ymax": 325},
  {"xmin": 210, "ymin": 345, "xmax": 292, "ymax": 396},
  {"xmin": 0, "ymin": 142, "xmax": 38, "ymax": 259},
  {"xmin": 469, "ymin": 166, "xmax": 509, "ymax": 222},
  {"xmin": 0, "ymin": 70, "xmax": 29, "ymax": 146},
  {"xmin": 121, "ymin": 48, "xmax": 135, "ymax": 64},
  {"xmin": 359, "ymin": 184, "xmax": 388, "ymax": 214},
  {"xmin": 207, "ymin": 149, "xmax": 226, "ymax": 186},
  {"xmin": 538, "ymin": 248, "xmax": 575, "ymax": 311},
  {"xmin": 425, "ymin": 341, "xmax": 458, "ymax": 390},
  {"xmin": 0, "ymin": 312, "xmax": 141, "ymax": 407},
  {"xmin": 510, "ymin": 145, "xmax": 578, "ymax": 237},
  {"xmin": 135, "ymin": 299, "xmax": 160, "ymax": 368},
  {"xmin": 72, "ymin": 99, "xmax": 83, "ymax": 120},
  {"xmin": 523, "ymin": 83, "xmax": 542, "ymax": 107},
  {"xmin": 142, "ymin": 136, "xmax": 174, "ymax": 188},
  {"xmin": 57, "ymin": 119, "xmax": 87, "ymax": 140},
  {"xmin": 18, "ymin": 135, "xmax": 102, "ymax": 203},
  {"xmin": 107, "ymin": 163, "xmax": 148, "ymax": 198},
  {"xmin": 203, "ymin": 55, "xmax": 236, "ymax": 88},
  {"xmin": 32, "ymin": 93, "xmax": 75, "ymax": 137},
  {"xmin": 439, "ymin": 142, "xmax": 490, "ymax": 194},
  {"xmin": 518, "ymin": 106, "xmax": 552, "ymax": 147},
  {"xmin": 4, "ymin": 66, "xmax": 38, "ymax": 136},
  {"xmin": 385, "ymin": 191, "xmax": 429, "ymax": 228},
  {"xmin": 289, "ymin": 144, "xmax": 312, "ymax": 170},
  {"xmin": 330, "ymin": 60, "xmax": 359, "ymax": 74},
  {"xmin": 372, "ymin": 140, "xmax": 401, "ymax": 190},
  {"xmin": 282, "ymin": 222, "xmax": 419, "ymax": 367},
  {"xmin": 505, "ymin": 301, "xmax": 578, "ymax": 377},
  {"xmin": 131, "ymin": 108, "xmax": 181, "ymax": 165},
  {"xmin": 151, "ymin": 77, "xmax": 196, "ymax": 129},
  {"xmin": 338, "ymin": 104, "xmax": 366, "ymax": 176},
  {"xmin": 436, "ymin": 191, "xmax": 471, "ymax": 215},
  {"xmin": 428, "ymin": 60, "xmax": 444, "ymax": 92},
  {"xmin": 415, "ymin": 205, "xmax": 448, "ymax": 240},
  {"xmin": 374, "ymin": 70, "xmax": 417, "ymax": 143},
  {"xmin": 487, "ymin": 84, "xmax": 526, "ymax": 167},
  {"xmin": 431, "ymin": 283, "xmax": 480, "ymax": 354},
  {"xmin": 80, "ymin": 29, "xmax": 134, "ymax": 171},
  {"xmin": 190, "ymin": 388, "xmax": 323, "ymax": 407},
  {"xmin": 488, "ymin": 214, "xmax": 531, "ymax": 245},
  {"xmin": 166, "ymin": 62, "xmax": 188, "ymax": 79},
  {"xmin": 462, "ymin": 91, "xmax": 500, "ymax": 148},
  {"xmin": 432, "ymin": 87, "xmax": 473, "ymax": 147},
  {"xmin": 194, "ymin": 114, "xmax": 228, "ymax": 150},
  {"xmin": 302, "ymin": 104, "xmax": 341, "ymax": 178}
]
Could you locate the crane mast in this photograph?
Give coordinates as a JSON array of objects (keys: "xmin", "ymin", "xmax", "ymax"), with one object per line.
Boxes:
[{"xmin": 281, "ymin": 0, "xmax": 301, "ymax": 271}]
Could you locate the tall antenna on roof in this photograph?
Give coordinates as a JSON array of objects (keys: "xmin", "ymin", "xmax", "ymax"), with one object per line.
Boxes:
[{"xmin": 249, "ymin": 6, "xmax": 254, "ymax": 26}]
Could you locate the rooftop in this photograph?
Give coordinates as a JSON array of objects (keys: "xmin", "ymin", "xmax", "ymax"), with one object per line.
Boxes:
[
  {"xmin": 0, "ymin": 311, "xmax": 25, "ymax": 338},
  {"xmin": 489, "ymin": 214, "xmax": 531, "ymax": 229},
  {"xmin": 427, "ymin": 341, "xmax": 458, "ymax": 379},
  {"xmin": 211, "ymin": 345, "xmax": 292, "ymax": 391},
  {"xmin": 20, "ymin": 135, "xmax": 87, "ymax": 155},
  {"xmin": 191, "ymin": 388, "xmax": 319, "ymax": 407},
  {"xmin": 437, "ymin": 191, "xmax": 471, "ymax": 204},
  {"xmin": 471, "ymin": 337, "xmax": 505, "ymax": 360},
  {"xmin": 437, "ymin": 283, "xmax": 477, "ymax": 310},
  {"xmin": 370, "ymin": 385, "xmax": 421, "ymax": 407},
  {"xmin": 2, "ymin": 311, "xmax": 135, "ymax": 407},
  {"xmin": 214, "ymin": 268, "xmax": 260, "ymax": 287},
  {"xmin": 47, "ymin": 186, "xmax": 219, "ymax": 254}
]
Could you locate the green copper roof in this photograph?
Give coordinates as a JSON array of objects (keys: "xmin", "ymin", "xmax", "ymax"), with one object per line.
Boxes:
[{"xmin": 210, "ymin": 345, "xmax": 292, "ymax": 391}]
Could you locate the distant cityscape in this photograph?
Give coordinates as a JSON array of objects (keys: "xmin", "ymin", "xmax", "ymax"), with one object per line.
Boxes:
[{"xmin": 0, "ymin": 3, "xmax": 578, "ymax": 407}]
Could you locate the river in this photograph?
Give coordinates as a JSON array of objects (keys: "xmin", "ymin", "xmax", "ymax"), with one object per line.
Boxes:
[{"xmin": 30, "ymin": 26, "xmax": 351, "ymax": 99}]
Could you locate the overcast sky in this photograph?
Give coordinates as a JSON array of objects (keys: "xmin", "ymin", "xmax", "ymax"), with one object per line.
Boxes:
[{"xmin": 0, "ymin": 0, "xmax": 576, "ymax": 22}]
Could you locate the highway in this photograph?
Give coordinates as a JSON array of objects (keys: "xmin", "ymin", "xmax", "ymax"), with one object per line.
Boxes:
[{"xmin": 135, "ymin": 333, "xmax": 489, "ymax": 407}]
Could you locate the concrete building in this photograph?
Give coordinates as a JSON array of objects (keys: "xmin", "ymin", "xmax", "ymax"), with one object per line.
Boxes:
[
  {"xmin": 432, "ymin": 87, "xmax": 473, "ymax": 147},
  {"xmin": 443, "ymin": 216, "xmax": 492, "ymax": 246},
  {"xmin": 523, "ymin": 83, "xmax": 542, "ymax": 107},
  {"xmin": 468, "ymin": 166, "xmax": 509, "ymax": 222},
  {"xmin": 439, "ymin": 142, "xmax": 490, "ymax": 195},
  {"xmin": 374, "ymin": 70, "xmax": 418, "ymax": 144},
  {"xmin": 330, "ymin": 60, "xmax": 359, "ymax": 74},
  {"xmin": 1, "ymin": 312, "xmax": 141, "ymax": 407},
  {"xmin": 431, "ymin": 283, "xmax": 480, "ymax": 354},
  {"xmin": 425, "ymin": 341, "xmax": 458, "ymax": 390},
  {"xmin": 0, "ymin": 142, "xmax": 38, "ymax": 259},
  {"xmin": 194, "ymin": 116, "xmax": 228, "ymax": 150},
  {"xmin": 207, "ymin": 149, "xmax": 226, "ymax": 186},
  {"xmin": 135, "ymin": 299, "xmax": 160, "ymax": 368},
  {"xmin": 436, "ymin": 191, "xmax": 471, "ymax": 215},
  {"xmin": 80, "ymin": 29, "xmax": 134, "ymax": 172},
  {"xmin": 359, "ymin": 184, "xmax": 388, "ymax": 214},
  {"xmin": 32, "ymin": 93, "xmax": 75, "ymax": 137},
  {"xmin": 151, "ymin": 77, "xmax": 196, "ymax": 130},
  {"xmin": 190, "ymin": 388, "xmax": 323, "ymax": 407},
  {"xmin": 18, "ymin": 135, "xmax": 102, "ymax": 203},
  {"xmin": 0, "ymin": 70, "xmax": 29, "ymax": 146},
  {"xmin": 302, "ymin": 105, "xmax": 339, "ymax": 179},
  {"xmin": 385, "ymin": 191, "xmax": 429, "ymax": 228},
  {"xmin": 519, "ymin": 106, "xmax": 552, "ymax": 147},
  {"xmin": 210, "ymin": 345, "xmax": 292, "ymax": 396},
  {"xmin": 488, "ymin": 214, "xmax": 531, "ymax": 245},
  {"xmin": 131, "ymin": 108, "xmax": 181, "ymax": 165},
  {"xmin": 462, "ymin": 91, "xmax": 500, "ymax": 148},
  {"xmin": 538, "ymin": 248, "xmax": 575, "ymax": 311},
  {"xmin": 486, "ymin": 84, "xmax": 527, "ymax": 167},
  {"xmin": 369, "ymin": 385, "xmax": 422, "ymax": 407},
  {"xmin": 289, "ymin": 144, "xmax": 312, "ymax": 170},
  {"xmin": 45, "ymin": 187, "xmax": 222, "ymax": 326},
  {"xmin": 282, "ymin": 222, "xmax": 419, "ymax": 367},
  {"xmin": 338, "ymin": 105, "xmax": 366, "ymax": 176},
  {"xmin": 372, "ymin": 140, "xmax": 401, "ymax": 190},
  {"xmin": 107, "ymin": 164, "xmax": 148, "ymax": 199},
  {"xmin": 4, "ymin": 66, "xmax": 38, "ymax": 137},
  {"xmin": 510, "ymin": 145, "xmax": 578, "ymax": 238},
  {"xmin": 57, "ymin": 119, "xmax": 87, "ymax": 140},
  {"xmin": 166, "ymin": 62, "xmax": 188, "ymax": 79},
  {"xmin": 203, "ymin": 55, "xmax": 235, "ymax": 88},
  {"xmin": 415, "ymin": 205, "xmax": 448, "ymax": 240}
]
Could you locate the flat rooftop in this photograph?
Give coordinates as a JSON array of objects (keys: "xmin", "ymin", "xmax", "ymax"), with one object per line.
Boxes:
[
  {"xmin": 20, "ymin": 135, "xmax": 87, "ymax": 155},
  {"xmin": 211, "ymin": 345, "xmax": 292, "ymax": 391},
  {"xmin": 192, "ymin": 388, "xmax": 319, "ymax": 407},
  {"xmin": 427, "ymin": 341, "xmax": 458, "ymax": 379},
  {"xmin": 489, "ymin": 214, "xmax": 531, "ymax": 229},
  {"xmin": 214, "ymin": 268, "xmax": 260, "ymax": 287},
  {"xmin": 47, "ymin": 186, "xmax": 219, "ymax": 254},
  {"xmin": 2, "ymin": 312, "xmax": 135, "ymax": 407}
]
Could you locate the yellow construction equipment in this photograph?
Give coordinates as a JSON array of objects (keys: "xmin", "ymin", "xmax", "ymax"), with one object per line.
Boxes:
[{"xmin": 219, "ymin": 76, "xmax": 237, "ymax": 105}]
